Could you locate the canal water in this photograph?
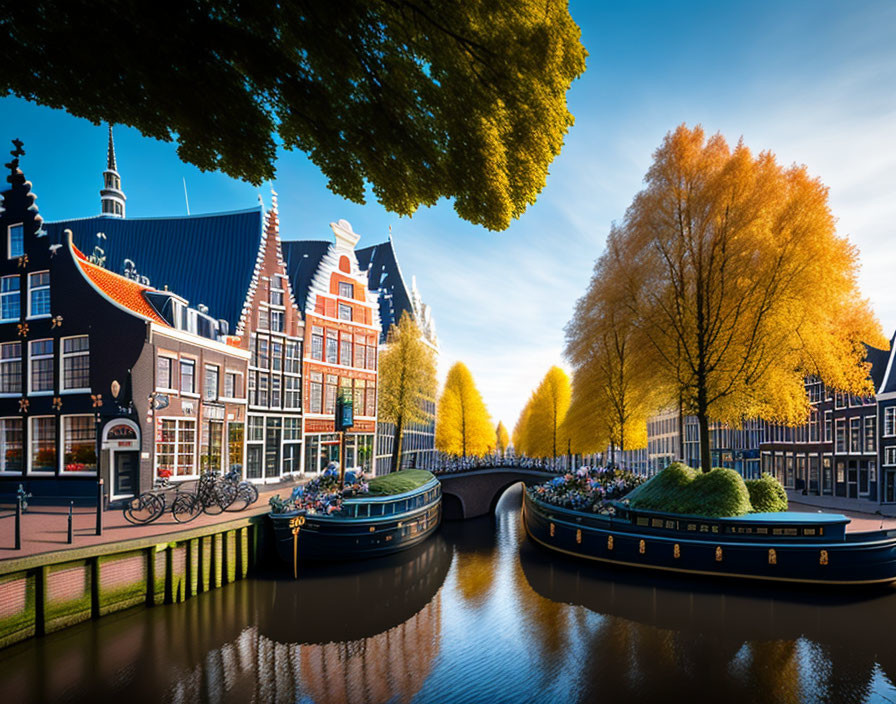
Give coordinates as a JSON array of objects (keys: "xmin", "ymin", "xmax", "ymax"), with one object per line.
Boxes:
[{"xmin": 3, "ymin": 484, "xmax": 896, "ymax": 704}]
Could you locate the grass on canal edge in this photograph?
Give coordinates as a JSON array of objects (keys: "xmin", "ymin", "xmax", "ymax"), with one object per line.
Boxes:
[{"xmin": 366, "ymin": 470, "xmax": 435, "ymax": 496}]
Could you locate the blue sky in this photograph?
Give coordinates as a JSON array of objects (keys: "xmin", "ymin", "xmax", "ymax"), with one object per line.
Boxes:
[{"xmin": 1, "ymin": 0, "xmax": 895, "ymax": 430}]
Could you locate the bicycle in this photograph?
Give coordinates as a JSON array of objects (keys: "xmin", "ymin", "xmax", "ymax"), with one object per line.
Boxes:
[
  {"xmin": 168, "ymin": 470, "xmax": 238, "ymax": 523},
  {"xmin": 223, "ymin": 466, "xmax": 259, "ymax": 512},
  {"xmin": 122, "ymin": 476, "xmax": 175, "ymax": 525}
]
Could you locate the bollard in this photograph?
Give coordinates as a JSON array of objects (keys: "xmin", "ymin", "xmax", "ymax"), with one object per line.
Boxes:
[
  {"xmin": 67, "ymin": 501, "xmax": 73, "ymax": 544},
  {"xmin": 14, "ymin": 496, "xmax": 21, "ymax": 550},
  {"xmin": 96, "ymin": 478, "xmax": 103, "ymax": 536}
]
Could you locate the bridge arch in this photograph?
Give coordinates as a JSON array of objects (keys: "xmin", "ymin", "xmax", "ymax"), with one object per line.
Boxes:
[{"xmin": 437, "ymin": 468, "xmax": 554, "ymax": 520}]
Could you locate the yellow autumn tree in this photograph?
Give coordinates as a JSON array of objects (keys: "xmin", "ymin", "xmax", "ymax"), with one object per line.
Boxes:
[
  {"xmin": 435, "ymin": 362, "xmax": 493, "ymax": 457},
  {"xmin": 377, "ymin": 312, "xmax": 438, "ymax": 472},
  {"xmin": 495, "ymin": 421, "xmax": 510, "ymax": 457},
  {"xmin": 518, "ymin": 366, "xmax": 572, "ymax": 458},
  {"xmin": 608, "ymin": 124, "xmax": 885, "ymax": 472},
  {"xmin": 512, "ymin": 400, "xmax": 533, "ymax": 456}
]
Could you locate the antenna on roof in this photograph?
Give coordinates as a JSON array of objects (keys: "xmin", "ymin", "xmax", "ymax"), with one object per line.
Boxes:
[{"xmin": 182, "ymin": 177, "xmax": 191, "ymax": 216}]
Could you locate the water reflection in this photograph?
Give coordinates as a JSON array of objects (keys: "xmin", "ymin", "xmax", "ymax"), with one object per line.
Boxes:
[{"xmin": 3, "ymin": 484, "xmax": 896, "ymax": 703}]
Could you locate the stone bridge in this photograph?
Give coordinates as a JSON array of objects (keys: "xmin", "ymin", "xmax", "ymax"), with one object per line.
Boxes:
[{"xmin": 436, "ymin": 468, "xmax": 555, "ymax": 520}]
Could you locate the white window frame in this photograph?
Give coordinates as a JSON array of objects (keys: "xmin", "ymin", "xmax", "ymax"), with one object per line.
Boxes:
[
  {"xmin": 179, "ymin": 358, "xmax": 198, "ymax": 397},
  {"xmin": 7, "ymin": 223, "xmax": 24, "ymax": 260},
  {"xmin": 156, "ymin": 354, "xmax": 178, "ymax": 393},
  {"xmin": 27, "ymin": 415, "xmax": 57, "ymax": 475},
  {"xmin": 338, "ymin": 303, "xmax": 353, "ymax": 322},
  {"xmin": 60, "ymin": 414, "xmax": 98, "ymax": 475},
  {"xmin": 885, "ymin": 407, "xmax": 896, "ymax": 437},
  {"xmin": 0, "ymin": 416, "xmax": 24, "ymax": 475},
  {"xmin": 60, "ymin": 335, "xmax": 90, "ymax": 393},
  {"xmin": 338, "ymin": 281, "xmax": 354, "ymax": 299},
  {"xmin": 0, "ymin": 341, "xmax": 21, "ymax": 397},
  {"xmin": 204, "ymin": 364, "xmax": 219, "ymax": 402},
  {"xmin": 27, "ymin": 270, "xmax": 51, "ymax": 319},
  {"xmin": 884, "ymin": 446, "xmax": 896, "ymax": 467},
  {"xmin": 28, "ymin": 338, "xmax": 54, "ymax": 395},
  {"xmin": 222, "ymin": 369, "xmax": 244, "ymax": 401},
  {"xmin": 0, "ymin": 274, "xmax": 20, "ymax": 323},
  {"xmin": 154, "ymin": 416, "xmax": 198, "ymax": 480}
]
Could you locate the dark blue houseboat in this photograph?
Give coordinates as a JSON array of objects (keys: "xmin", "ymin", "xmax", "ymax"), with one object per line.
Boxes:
[
  {"xmin": 270, "ymin": 472, "xmax": 442, "ymax": 565},
  {"xmin": 523, "ymin": 491, "xmax": 896, "ymax": 585}
]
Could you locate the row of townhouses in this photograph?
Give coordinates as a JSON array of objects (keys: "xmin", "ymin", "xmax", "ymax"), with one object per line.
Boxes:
[
  {"xmin": 0, "ymin": 132, "xmax": 439, "ymax": 504},
  {"xmin": 634, "ymin": 340, "xmax": 896, "ymax": 507}
]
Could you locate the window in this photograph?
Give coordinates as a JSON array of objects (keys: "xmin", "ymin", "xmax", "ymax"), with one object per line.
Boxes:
[
  {"xmin": 29, "ymin": 339, "xmax": 53, "ymax": 393},
  {"xmin": 885, "ymin": 407, "xmax": 896, "ymax": 437},
  {"xmin": 285, "ymin": 340, "xmax": 300, "ymax": 374},
  {"xmin": 61, "ymin": 336, "xmax": 89, "ymax": 391},
  {"xmin": 340, "ymin": 337, "xmax": 352, "ymax": 366},
  {"xmin": 865, "ymin": 416, "xmax": 876, "ymax": 454},
  {"xmin": 270, "ymin": 276, "xmax": 284, "ymax": 306},
  {"xmin": 310, "ymin": 372, "xmax": 323, "ymax": 413},
  {"xmin": 354, "ymin": 337, "xmax": 365, "ymax": 368},
  {"xmin": 271, "ymin": 340, "xmax": 282, "ymax": 372},
  {"xmin": 338, "ymin": 282, "xmax": 354, "ymax": 299},
  {"xmin": 835, "ymin": 418, "xmax": 846, "ymax": 453},
  {"xmin": 0, "ymin": 342, "xmax": 21, "ymax": 394},
  {"xmin": 885, "ymin": 447, "xmax": 896, "ymax": 466},
  {"xmin": 354, "ymin": 378, "xmax": 364, "ymax": 414},
  {"xmin": 311, "ymin": 327, "xmax": 323, "ymax": 361},
  {"xmin": 325, "ymin": 374, "xmax": 337, "ymax": 414},
  {"xmin": 0, "ymin": 418, "xmax": 23, "ymax": 473},
  {"xmin": 1, "ymin": 275, "xmax": 20, "ymax": 321},
  {"xmin": 271, "ymin": 375, "xmax": 282, "ymax": 408},
  {"xmin": 157, "ymin": 356, "xmax": 174, "ymax": 390},
  {"xmin": 204, "ymin": 365, "xmax": 219, "ymax": 401},
  {"xmin": 28, "ymin": 271, "xmax": 50, "ymax": 318},
  {"xmin": 248, "ymin": 415, "xmax": 264, "ymax": 442},
  {"xmin": 62, "ymin": 416, "xmax": 97, "ymax": 473},
  {"xmin": 179, "ymin": 359, "xmax": 195, "ymax": 394},
  {"xmin": 338, "ymin": 303, "xmax": 353, "ymax": 321},
  {"xmin": 29, "ymin": 416, "xmax": 56, "ymax": 473},
  {"xmin": 850, "ymin": 417, "xmax": 862, "ymax": 454},
  {"xmin": 257, "ymin": 308, "xmax": 269, "ymax": 331},
  {"xmin": 270, "ymin": 310, "xmax": 284, "ymax": 332},
  {"xmin": 156, "ymin": 418, "xmax": 196, "ymax": 477},
  {"xmin": 257, "ymin": 337, "xmax": 269, "ymax": 369},
  {"xmin": 257, "ymin": 374, "xmax": 269, "ymax": 407},
  {"xmin": 326, "ymin": 330, "xmax": 338, "ymax": 364},
  {"xmin": 824, "ymin": 411, "xmax": 832, "ymax": 443},
  {"xmin": 366, "ymin": 345, "xmax": 376, "ymax": 370},
  {"xmin": 224, "ymin": 371, "xmax": 241, "ymax": 399},
  {"xmin": 8, "ymin": 224, "xmax": 23, "ymax": 259},
  {"xmin": 285, "ymin": 376, "xmax": 301, "ymax": 409}
]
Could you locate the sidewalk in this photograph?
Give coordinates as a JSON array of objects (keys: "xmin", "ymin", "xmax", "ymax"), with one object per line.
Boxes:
[
  {"xmin": 0, "ymin": 477, "xmax": 303, "ymax": 562},
  {"xmin": 787, "ymin": 491, "xmax": 896, "ymax": 532}
]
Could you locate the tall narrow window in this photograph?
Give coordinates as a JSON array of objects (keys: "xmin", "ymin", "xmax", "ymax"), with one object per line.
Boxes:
[
  {"xmin": 340, "ymin": 336, "xmax": 352, "ymax": 366},
  {"xmin": 309, "ymin": 372, "xmax": 323, "ymax": 413},
  {"xmin": 325, "ymin": 374, "xmax": 337, "ymax": 414},
  {"xmin": 28, "ymin": 271, "xmax": 50, "ymax": 318},
  {"xmin": 224, "ymin": 371, "xmax": 241, "ymax": 398},
  {"xmin": 271, "ymin": 374, "xmax": 282, "ymax": 408},
  {"xmin": 7, "ymin": 224, "xmax": 23, "ymax": 259},
  {"xmin": 0, "ymin": 275, "xmax": 20, "ymax": 321},
  {"xmin": 204, "ymin": 365, "xmax": 219, "ymax": 401},
  {"xmin": 0, "ymin": 342, "xmax": 21, "ymax": 394},
  {"xmin": 271, "ymin": 340, "xmax": 283, "ymax": 372},
  {"xmin": 285, "ymin": 375, "xmax": 301, "ymax": 408},
  {"xmin": 29, "ymin": 339, "xmax": 53, "ymax": 393},
  {"xmin": 61, "ymin": 336, "xmax": 89, "ymax": 391},
  {"xmin": 257, "ymin": 307, "xmax": 269, "ymax": 331},
  {"xmin": 30, "ymin": 416, "xmax": 56, "ymax": 472},
  {"xmin": 270, "ymin": 276, "xmax": 284, "ymax": 306},
  {"xmin": 0, "ymin": 418, "xmax": 23, "ymax": 473},
  {"xmin": 179, "ymin": 359, "xmax": 195, "ymax": 394},
  {"xmin": 285, "ymin": 340, "xmax": 300, "ymax": 373},
  {"xmin": 354, "ymin": 335, "xmax": 365, "ymax": 368},
  {"xmin": 270, "ymin": 310, "xmax": 284, "ymax": 333},
  {"xmin": 326, "ymin": 330, "xmax": 338, "ymax": 364},
  {"xmin": 885, "ymin": 408, "xmax": 896, "ymax": 437},
  {"xmin": 157, "ymin": 355, "xmax": 174, "ymax": 390},
  {"xmin": 257, "ymin": 337, "xmax": 270, "ymax": 369},
  {"xmin": 865, "ymin": 416, "xmax": 876, "ymax": 453},
  {"xmin": 338, "ymin": 303, "xmax": 352, "ymax": 321},
  {"xmin": 62, "ymin": 416, "xmax": 97, "ymax": 473},
  {"xmin": 311, "ymin": 327, "xmax": 323, "ymax": 361}
]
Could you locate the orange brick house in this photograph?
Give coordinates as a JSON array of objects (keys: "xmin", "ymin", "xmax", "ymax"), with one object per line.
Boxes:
[{"xmin": 283, "ymin": 220, "xmax": 380, "ymax": 474}]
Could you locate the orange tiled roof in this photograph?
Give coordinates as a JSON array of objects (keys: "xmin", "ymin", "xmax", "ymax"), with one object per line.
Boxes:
[{"xmin": 72, "ymin": 245, "xmax": 169, "ymax": 326}]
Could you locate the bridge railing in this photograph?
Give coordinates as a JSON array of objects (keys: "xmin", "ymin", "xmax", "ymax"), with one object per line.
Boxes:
[{"xmin": 432, "ymin": 454, "xmax": 573, "ymax": 475}]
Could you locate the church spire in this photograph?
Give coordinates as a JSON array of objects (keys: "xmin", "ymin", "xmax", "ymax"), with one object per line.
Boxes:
[{"xmin": 100, "ymin": 123, "xmax": 126, "ymax": 218}]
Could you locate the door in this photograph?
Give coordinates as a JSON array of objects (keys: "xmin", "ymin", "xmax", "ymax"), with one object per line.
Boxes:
[{"xmin": 114, "ymin": 451, "xmax": 140, "ymax": 498}]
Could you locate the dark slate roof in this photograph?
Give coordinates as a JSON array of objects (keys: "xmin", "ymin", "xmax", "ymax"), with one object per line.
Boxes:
[
  {"xmin": 878, "ymin": 333, "xmax": 896, "ymax": 394},
  {"xmin": 44, "ymin": 209, "xmax": 263, "ymax": 329},
  {"xmin": 281, "ymin": 240, "xmax": 331, "ymax": 312},
  {"xmin": 865, "ymin": 342, "xmax": 891, "ymax": 392},
  {"xmin": 356, "ymin": 239, "xmax": 412, "ymax": 342}
]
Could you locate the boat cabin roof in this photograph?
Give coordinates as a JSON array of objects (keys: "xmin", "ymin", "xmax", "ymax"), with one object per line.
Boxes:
[
  {"xmin": 728, "ymin": 512, "xmax": 849, "ymax": 525},
  {"xmin": 343, "ymin": 476, "xmax": 440, "ymax": 504}
]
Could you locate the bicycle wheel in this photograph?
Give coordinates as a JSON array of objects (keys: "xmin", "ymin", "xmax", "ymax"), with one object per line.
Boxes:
[
  {"xmin": 171, "ymin": 493, "xmax": 202, "ymax": 523},
  {"xmin": 226, "ymin": 483, "xmax": 251, "ymax": 512},
  {"xmin": 123, "ymin": 493, "xmax": 164, "ymax": 525},
  {"xmin": 203, "ymin": 481, "xmax": 236, "ymax": 514},
  {"xmin": 242, "ymin": 481, "xmax": 259, "ymax": 505}
]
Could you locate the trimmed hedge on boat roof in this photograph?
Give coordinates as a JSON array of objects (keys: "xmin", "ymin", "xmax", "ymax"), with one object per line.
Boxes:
[
  {"xmin": 626, "ymin": 463, "xmax": 786, "ymax": 517},
  {"xmin": 745, "ymin": 473, "xmax": 789, "ymax": 513},
  {"xmin": 366, "ymin": 469, "xmax": 435, "ymax": 496}
]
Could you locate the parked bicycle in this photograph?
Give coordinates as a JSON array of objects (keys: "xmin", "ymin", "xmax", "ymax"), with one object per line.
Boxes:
[
  {"xmin": 122, "ymin": 475, "xmax": 177, "ymax": 525},
  {"xmin": 223, "ymin": 466, "xmax": 259, "ymax": 512},
  {"xmin": 122, "ymin": 470, "xmax": 237, "ymax": 525}
]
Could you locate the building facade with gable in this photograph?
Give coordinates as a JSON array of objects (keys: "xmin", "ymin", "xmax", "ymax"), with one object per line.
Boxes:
[
  {"xmin": 283, "ymin": 221, "xmax": 380, "ymax": 474},
  {"xmin": 878, "ymin": 334, "xmax": 896, "ymax": 503}
]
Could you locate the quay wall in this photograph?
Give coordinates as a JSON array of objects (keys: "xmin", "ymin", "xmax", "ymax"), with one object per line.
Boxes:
[{"xmin": 0, "ymin": 514, "xmax": 271, "ymax": 649}]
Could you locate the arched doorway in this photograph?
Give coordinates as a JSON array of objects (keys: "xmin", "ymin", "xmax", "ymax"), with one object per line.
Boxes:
[{"xmin": 102, "ymin": 419, "xmax": 141, "ymax": 500}]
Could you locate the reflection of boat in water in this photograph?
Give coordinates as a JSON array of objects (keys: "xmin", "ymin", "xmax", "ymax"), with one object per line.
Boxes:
[
  {"xmin": 269, "ymin": 473, "xmax": 442, "ymax": 563},
  {"xmin": 523, "ymin": 491, "xmax": 896, "ymax": 585}
]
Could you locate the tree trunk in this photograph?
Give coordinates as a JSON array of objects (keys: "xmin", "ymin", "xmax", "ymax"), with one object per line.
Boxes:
[
  {"xmin": 391, "ymin": 416, "xmax": 404, "ymax": 474},
  {"xmin": 698, "ymin": 411, "xmax": 711, "ymax": 473}
]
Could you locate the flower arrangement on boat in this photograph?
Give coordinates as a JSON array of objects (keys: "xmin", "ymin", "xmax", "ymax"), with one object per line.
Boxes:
[
  {"xmin": 527, "ymin": 466, "xmax": 645, "ymax": 513},
  {"xmin": 269, "ymin": 466, "xmax": 370, "ymax": 516}
]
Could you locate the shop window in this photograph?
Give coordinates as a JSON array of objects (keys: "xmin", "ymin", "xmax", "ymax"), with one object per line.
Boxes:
[
  {"xmin": 156, "ymin": 418, "xmax": 196, "ymax": 477},
  {"xmin": 62, "ymin": 416, "xmax": 97, "ymax": 473}
]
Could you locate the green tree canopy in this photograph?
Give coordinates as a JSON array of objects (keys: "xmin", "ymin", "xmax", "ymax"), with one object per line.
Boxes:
[{"xmin": 2, "ymin": 1, "xmax": 587, "ymax": 231}]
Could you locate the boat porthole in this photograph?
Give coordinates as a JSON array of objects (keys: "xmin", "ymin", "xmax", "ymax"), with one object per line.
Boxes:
[
  {"xmin": 607, "ymin": 535, "xmax": 614, "ymax": 551},
  {"xmin": 639, "ymin": 539, "xmax": 646, "ymax": 555},
  {"xmin": 820, "ymin": 550, "xmax": 829, "ymax": 566},
  {"xmin": 576, "ymin": 529, "xmax": 582, "ymax": 544},
  {"xmin": 715, "ymin": 546, "xmax": 723, "ymax": 562},
  {"xmin": 673, "ymin": 543, "xmax": 680, "ymax": 559},
  {"xmin": 768, "ymin": 549, "xmax": 777, "ymax": 565},
  {"xmin": 369, "ymin": 526, "xmax": 375, "ymax": 533},
  {"xmin": 385, "ymin": 535, "xmax": 393, "ymax": 541},
  {"xmin": 550, "ymin": 523, "xmax": 555, "ymax": 537}
]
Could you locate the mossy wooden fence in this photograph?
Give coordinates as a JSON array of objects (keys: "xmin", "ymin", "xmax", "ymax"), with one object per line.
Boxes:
[{"xmin": 0, "ymin": 514, "xmax": 270, "ymax": 649}]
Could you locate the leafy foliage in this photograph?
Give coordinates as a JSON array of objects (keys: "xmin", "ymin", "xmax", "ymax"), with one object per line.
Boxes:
[
  {"xmin": 527, "ymin": 466, "xmax": 644, "ymax": 513},
  {"xmin": 745, "ymin": 473, "xmax": 789, "ymax": 513},
  {"xmin": 435, "ymin": 362, "xmax": 493, "ymax": 456},
  {"xmin": 495, "ymin": 421, "xmax": 510, "ymax": 455},
  {"xmin": 377, "ymin": 312, "xmax": 437, "ymax": 470},
  {"xmin": 626, "ymin": 463, "xmax": 753, "ymax": 517},
  {"xmin": 1, "ymin": 1, "xmax": 587, "ymax": 230},
  {"xmin": 268, "ymin": 467, "xmax": 370, "ymax": 515},
  {"xmin": 514, "ymin": 366, "xmax": 572, "ymax": 458}
]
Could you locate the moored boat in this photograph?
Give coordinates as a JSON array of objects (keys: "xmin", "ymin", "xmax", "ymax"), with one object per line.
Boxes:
[
  {"xmin": 270, "ymin": 470, "xmax": 442, "ymax": 565},
  {"xmin": 523, "ymin": 491, "xmax": 896, "ymax": 585}
]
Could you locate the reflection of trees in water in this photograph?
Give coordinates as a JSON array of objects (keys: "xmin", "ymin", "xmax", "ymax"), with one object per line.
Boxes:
[
  {"xmin": 454, "ymin": 550, "xmax": 496, "ymax": 605},
  {"xmin": 165, "ymin": 594, "xmax": 441, "ymax": 704}
]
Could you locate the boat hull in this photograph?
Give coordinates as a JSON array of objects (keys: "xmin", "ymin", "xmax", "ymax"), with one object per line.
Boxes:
[
  {"xmin": 270, "ymin": 498, "xmax": 441, "ymax": 563},
  {"xmin": 522, "ymin": 493, "xmax": 896, "ymax": 585}
]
